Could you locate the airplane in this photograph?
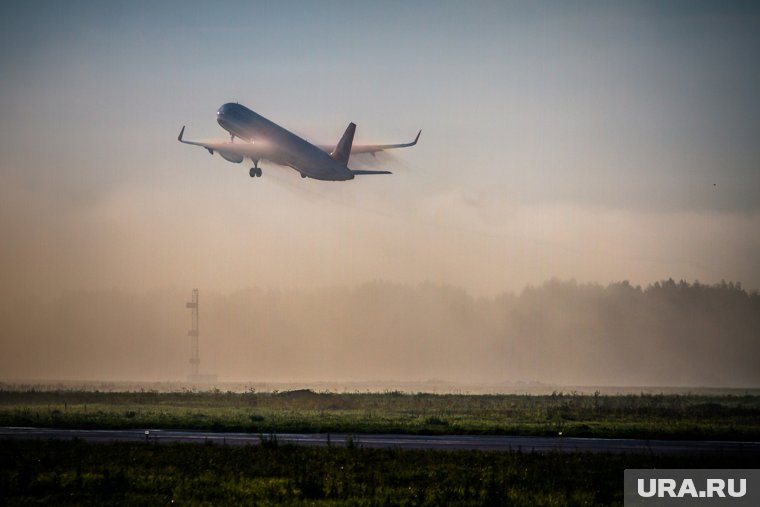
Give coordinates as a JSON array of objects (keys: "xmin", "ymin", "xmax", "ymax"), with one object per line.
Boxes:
[{"xmin": 178, "ymin": 103, "xmax": 421, "ymax": 181}]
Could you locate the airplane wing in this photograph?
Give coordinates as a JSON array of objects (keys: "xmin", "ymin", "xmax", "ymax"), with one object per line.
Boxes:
[
  {"xmin": 178, "ymin": 126, "xmax": 265, "ymax": 160},
  {"xmin": 319, "ymin": 130, "xmax": 421, "ymax": 156}
]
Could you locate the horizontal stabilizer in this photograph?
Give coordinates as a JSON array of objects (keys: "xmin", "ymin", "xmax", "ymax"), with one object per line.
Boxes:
[{"xmin": 350, "ymin": 169, "xmax": 392, "ymax": 176}]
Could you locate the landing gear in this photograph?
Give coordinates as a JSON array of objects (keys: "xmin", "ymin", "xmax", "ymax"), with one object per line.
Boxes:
[
  {"xmin": 301, "ymin": 173, "xmax": 307, "ymax": 178},
  {"xmin": 249, "ymin": 159, "xmax": 262, "ymax": 178}
]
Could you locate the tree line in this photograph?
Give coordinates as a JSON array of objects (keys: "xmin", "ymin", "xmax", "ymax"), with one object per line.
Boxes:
[{"xmin": 1, "ymin": 279, "xmax": 757, "ymax": 386}]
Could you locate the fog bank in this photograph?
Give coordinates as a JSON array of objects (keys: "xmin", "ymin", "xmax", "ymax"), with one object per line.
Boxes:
[{"xmin": 2, "ymin": 279, "xmax": 757, "ymax": 387}]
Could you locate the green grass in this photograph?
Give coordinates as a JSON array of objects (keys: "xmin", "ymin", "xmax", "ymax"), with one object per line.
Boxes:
[
  {"xmin": 2, "ymin": 389, "xmax": 759, "ymax": 440},
  {"xmin": 2, "ymin": 439, "xmax": 758, "ymax": 506}
]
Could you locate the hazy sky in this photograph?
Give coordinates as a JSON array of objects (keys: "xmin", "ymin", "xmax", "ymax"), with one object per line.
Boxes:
[{"xmin": 1, "ymin": 0, "xmax": 759, "ymax": 298}]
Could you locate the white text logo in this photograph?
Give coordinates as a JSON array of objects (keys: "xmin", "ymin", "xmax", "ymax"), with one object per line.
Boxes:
[{"xmin": 637, "ymin": 478, "xmax": 746, "ymax": 499}]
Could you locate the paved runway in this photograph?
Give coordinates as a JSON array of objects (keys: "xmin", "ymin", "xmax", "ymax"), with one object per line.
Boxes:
[{"xmin": 3, "ymin": 427, "xmax": 759, "ymax": 455}]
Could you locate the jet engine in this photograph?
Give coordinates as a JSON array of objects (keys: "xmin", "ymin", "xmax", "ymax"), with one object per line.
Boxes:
[{"xmin": 219, "ymin": 151, "xmax": 244, "ymax": 164}]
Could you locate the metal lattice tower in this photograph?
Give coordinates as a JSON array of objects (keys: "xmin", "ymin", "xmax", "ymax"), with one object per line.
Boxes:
[{"xmin": 186, "ymin": 289, "xmax": 200, "ymax": 377}]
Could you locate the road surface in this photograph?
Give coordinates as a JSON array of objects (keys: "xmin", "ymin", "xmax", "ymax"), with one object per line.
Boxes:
[{"xmin": 2, "ymin": 427, "xmax": 759, "ymax": 455}]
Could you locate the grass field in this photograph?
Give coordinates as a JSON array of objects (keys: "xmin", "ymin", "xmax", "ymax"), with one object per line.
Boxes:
[
  {"xmin": 3, "ymin": 389, "xmax": 759, "ymax": 505},
  {"xmin": 2, "ymin": 388, "xmax": 759, "ymax": 440},
  {"xmin": 2, "ymin": 439, "xmax": 758, "ymax": 506}
]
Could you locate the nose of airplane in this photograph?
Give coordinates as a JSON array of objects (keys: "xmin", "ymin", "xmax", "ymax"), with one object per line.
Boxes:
[
  {"xmin": 216, "ymin": 103, "xmax": 246, "ymax": 139},
  {"xmin": 217, "ymin": 103, "xmax": 241, "ymax": 126},
  {"xmin": 216, "ymin": 103, "xmax": 233, "ymax": 128}
]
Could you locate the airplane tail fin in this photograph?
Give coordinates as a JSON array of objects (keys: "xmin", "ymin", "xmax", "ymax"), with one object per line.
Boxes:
[{"xmin": 331, "ymin": 122, "xmax": 356, "ymax": 165}]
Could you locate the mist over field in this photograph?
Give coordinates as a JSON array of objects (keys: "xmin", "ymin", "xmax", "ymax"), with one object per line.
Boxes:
[{"xmin": 1, "ymin": 280, "xmax": 757, "ymax": 387}]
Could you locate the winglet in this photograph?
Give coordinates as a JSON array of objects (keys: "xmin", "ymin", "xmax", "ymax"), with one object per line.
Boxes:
[
  {"xmin": 178, "ymin": 126, "xmax": 185, "ymax": 142},
  {"xmin": 413, "ymin": 130, "xmax": 421, "ymax": 145}
]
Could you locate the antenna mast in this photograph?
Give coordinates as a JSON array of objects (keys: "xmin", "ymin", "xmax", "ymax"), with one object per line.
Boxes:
[
  {"xmin": 186, "ymin": 289, "xmax": 200, "ymax": 378},
  {"xmin": 184, "ymin": 288, "xmax": 217, "ymax": 382}
]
